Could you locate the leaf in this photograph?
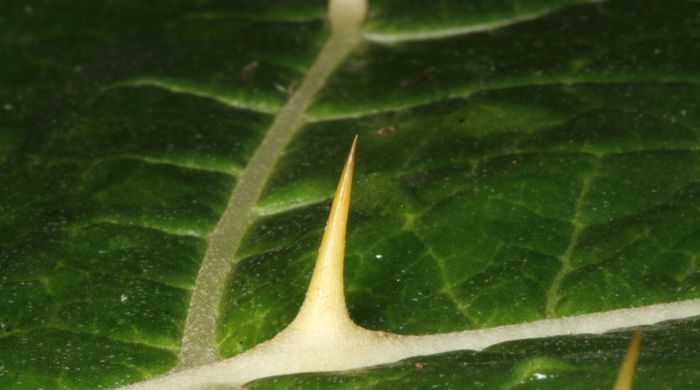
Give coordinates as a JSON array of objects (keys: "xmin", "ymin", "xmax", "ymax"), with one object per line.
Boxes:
[{"xmin": 1, "ymin": 0, "xmax": 699, "ymax": 388}]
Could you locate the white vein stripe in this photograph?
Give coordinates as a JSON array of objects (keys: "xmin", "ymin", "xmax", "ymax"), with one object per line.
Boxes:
[
  {"xmin": 255, "ymin": 195, "xmax": 333, "ymax": 217},
  {"xmin": 84, "ymin": 219, "xmax": 204, "ymax": 239},
  {"xmin": 397, "ymin": 298, "xmax": 700, "ymax": 355},
  {"xmin": 364, "ymin": 0, "xmax": 603, "ymax": 45},
  {"xmin": 97, "ymin": 155, "xmax": 240, "ymax": 176},
  {"xmin": 112, "ymin": 78, "xmax": 278, "ymax": 114},
  {"xmin": 121, "ymin": 299, "xmax": 700, "ymax": 389}
]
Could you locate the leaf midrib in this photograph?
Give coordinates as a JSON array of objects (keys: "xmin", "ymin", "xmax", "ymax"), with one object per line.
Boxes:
[{"xmin": 176, "ymin": 23, "xmax": 364, "ymax": 369}]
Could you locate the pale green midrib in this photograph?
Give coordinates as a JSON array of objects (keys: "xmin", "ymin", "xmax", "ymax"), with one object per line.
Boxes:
[
  {"xmin": 122, "ymin": 298, "xmax": 700, "ymax": 389},
  {"xmin": 177, "ymin": 28, "xmax": 364, "ymax": 369},
  {"xmin": 545, "ymin": 157, "xmax": 600, "ymax": 317}
]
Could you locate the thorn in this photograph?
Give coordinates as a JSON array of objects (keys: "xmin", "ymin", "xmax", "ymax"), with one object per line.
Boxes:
[
  {"xmin": 290, "ymin": 136, "xmax": 358, "ymax": 330},
  {"xmin": 613, "ymin": 330, "xmax": 642, "ymax": 390}
]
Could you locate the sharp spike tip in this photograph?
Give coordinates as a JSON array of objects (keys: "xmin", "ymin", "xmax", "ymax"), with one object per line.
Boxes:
[
  {"xmin": 290, "ymin": 137, "xmax": 358, "ymax": 331},
  {"xmin": 613, "ymin": 330, "xmax": 642, "ymax": 390}
]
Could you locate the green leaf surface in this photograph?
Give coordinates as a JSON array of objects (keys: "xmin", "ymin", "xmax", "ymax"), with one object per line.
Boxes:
[{"xmin": 2, "ymin": 0, "xmax": 699, "ymax": 388}]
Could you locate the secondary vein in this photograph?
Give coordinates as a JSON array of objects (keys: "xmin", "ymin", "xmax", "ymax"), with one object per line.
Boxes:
[
  {"xmin": 545, "ymin": 156, "xmax": 600, "ymax": 317},
  {"xmin": 363, "ymin": 0, "xmax": 603, "ymax": 45},
  {"xmin": 177, "ymin": 12, "xmax": 365, "ymax": 369}
]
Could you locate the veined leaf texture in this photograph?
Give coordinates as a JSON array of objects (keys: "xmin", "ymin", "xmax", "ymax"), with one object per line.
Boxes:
[{"xmin": 1, "ymin": 0, "xmax": 699, "ymax": 388}]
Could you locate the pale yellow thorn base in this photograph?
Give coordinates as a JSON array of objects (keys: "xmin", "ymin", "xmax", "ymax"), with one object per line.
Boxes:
[{"xmin": 613, "ymin": 331, "xmax": 642, "ymax": 390}]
